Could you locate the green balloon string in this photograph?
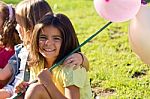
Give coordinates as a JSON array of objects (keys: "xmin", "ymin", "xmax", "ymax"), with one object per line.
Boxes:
[{"xmin": 13, "ymin": 21, "xmax": 112, "ymax": 99}]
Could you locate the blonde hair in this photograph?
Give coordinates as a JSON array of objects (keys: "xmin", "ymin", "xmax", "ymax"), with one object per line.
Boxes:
[{"xmin": 15, "ymin": 0, "xmax": 53, "ymax": 46}]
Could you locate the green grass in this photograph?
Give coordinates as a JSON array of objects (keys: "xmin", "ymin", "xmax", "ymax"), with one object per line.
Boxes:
[
  {"xmin": 49, "ymin": 1, "xmax": 150, "ymax": 98},
  {"xmin": 2, "ymin": 0, "xmax": 20, "ymax": 4},
  {"xmin": 3, "ymin": 0, "xmax": 150, "ymax": 98}
]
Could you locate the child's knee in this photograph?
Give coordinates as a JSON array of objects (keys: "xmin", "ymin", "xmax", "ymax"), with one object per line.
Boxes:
[
  {"xmin": 25, "ymin": 83, "xmax": 51, "ymax": 99},
  {"xmin": 25, "ymin": 83, "xmax": 43, "ymax": 98},
  {"xmin": 27, "ymin": 83, "xmax": 42, "ymax": 93}
]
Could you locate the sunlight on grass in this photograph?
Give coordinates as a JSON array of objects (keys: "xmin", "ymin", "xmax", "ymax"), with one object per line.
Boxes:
[{"xmin": 49, "ymin": 0, "xmax": 150, "ymax": 98}]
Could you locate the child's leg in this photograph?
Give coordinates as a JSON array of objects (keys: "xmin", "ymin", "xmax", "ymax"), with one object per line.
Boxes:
[
  {"xmin": 0, "ymin": 89, "xmax": 11, "ymax": 99},
  {"xmin": 24, "ymin": 83, "xmax": 52, "ymax": 99}
]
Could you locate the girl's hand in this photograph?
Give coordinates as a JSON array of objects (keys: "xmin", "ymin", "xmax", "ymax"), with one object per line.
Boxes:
[
  {"xmin": 63, "ymin": 53, "xmax": 83, "ymax": 70},
  {"xmin": 38, "ymin": 68, "xmax": 52, "ymax": 84},
  {"xmin": 15, "ymin": 81, "xmax": 29, "ymax": 94}
]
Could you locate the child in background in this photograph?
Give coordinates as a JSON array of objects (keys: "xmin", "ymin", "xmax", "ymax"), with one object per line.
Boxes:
[
  {"xmin": 0, "ymin": 0, "xmax": 89, "ymax": 98},
  {"xmin": 0, "ymin": 1, "xmax": 21, "ymax": 88},
  {"xmin": 15, "ymin": 13, "xmax": 92, "ymax": 99}
]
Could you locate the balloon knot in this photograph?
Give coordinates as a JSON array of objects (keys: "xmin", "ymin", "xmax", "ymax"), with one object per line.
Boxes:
[{"xmin": 105, "ymin": 0, "xmax": 110, "ymax": 2}]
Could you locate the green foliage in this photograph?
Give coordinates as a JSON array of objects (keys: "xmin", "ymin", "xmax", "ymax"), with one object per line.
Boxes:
[{"xmin": 4, "ymin": 0, "xmax": 150, "ymax": 98}]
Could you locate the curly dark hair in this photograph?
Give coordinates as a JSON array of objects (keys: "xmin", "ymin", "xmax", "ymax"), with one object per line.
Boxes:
[{"xmin": 0, "ymin": 1, "xmax": 21, "ymax": 48}]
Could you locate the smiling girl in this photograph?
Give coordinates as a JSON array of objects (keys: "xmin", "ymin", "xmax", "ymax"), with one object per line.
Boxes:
[{"xmin": 15, "ymin": 13, "xmax": 92, "ymax": 99}]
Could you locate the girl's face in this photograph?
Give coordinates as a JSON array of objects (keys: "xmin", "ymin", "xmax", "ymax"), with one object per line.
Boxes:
[{"xmin": 39, "ymin": 25, "xmax": 62, "ymax": 62}]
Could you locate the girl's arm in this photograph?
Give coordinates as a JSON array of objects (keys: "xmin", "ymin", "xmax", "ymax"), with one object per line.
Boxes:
[
  {"xmin": 0, "ymin": 64, "xmax": 13, "ymax": 80},
  {"xmin": 38, "ymin": 69, "xmax": 80, "ymax": 99},
  {"xmin": 80, "ymin": 53, "xmax": 89, "ymax": 71},
  {"xmin": 63, "ymin": 53, "xmax": 89, "ymax": 71},
  {"xmin": 65, "ymin": 86, "xmax": 80, "ymax": 99}
]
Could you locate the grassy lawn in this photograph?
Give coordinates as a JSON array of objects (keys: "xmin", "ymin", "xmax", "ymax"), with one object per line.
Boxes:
[
  {"xmin": 2, "ymin": 0, "xmax": 20, "ymax": 4},
  {"xmin": 3, "ymin": 0, "xmax": 150, "ymax": 98}
]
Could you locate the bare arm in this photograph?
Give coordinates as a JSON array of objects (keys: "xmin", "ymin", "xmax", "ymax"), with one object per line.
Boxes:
[
  {"xmin": 0, "ymin": 64, "xmax": 13, "ymax": 80},
  {"xmin": 63, "ymin": 53, "xmax": 89, "ymax": 71},
  {"xmin": 81, "ymin": 53, "xmax": 89, "ymax": 71},
  {"xmin": 65, "ymin": 86, "xmax": 80, "ymax": 99}
]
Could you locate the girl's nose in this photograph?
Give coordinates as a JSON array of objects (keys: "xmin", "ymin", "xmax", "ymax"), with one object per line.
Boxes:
[{"xmin": 45, "ymin": 39, "xmax": 54, "ymax": 45}]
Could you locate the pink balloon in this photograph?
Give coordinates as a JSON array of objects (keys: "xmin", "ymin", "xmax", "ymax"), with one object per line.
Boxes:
[
  {"xmin": 94, "ymin": 0, "xmax": 141, "ymax": 22},
  {"xmin": 129, "ymin": 5, "xmax": 150, "ymax": 64}
]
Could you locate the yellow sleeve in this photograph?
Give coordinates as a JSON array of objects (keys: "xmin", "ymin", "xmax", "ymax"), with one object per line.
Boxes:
[{"xmin": 61, "ymin": 66, "xmax": 87, "ymax": 88}]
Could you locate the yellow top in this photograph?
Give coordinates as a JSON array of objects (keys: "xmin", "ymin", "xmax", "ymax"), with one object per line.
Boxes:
[{"xmin": 30, "ymin": 62, "xmax": 92, "ymax": 99}]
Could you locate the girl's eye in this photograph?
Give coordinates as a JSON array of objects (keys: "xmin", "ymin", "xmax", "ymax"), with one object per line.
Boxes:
[
  {"xmin": 39, "ymin": 36, "xmax": 47, "ymax": 41},
  {"xmin": 53, "ymin": 37, "xmax": 62, "ymax": 41}
]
